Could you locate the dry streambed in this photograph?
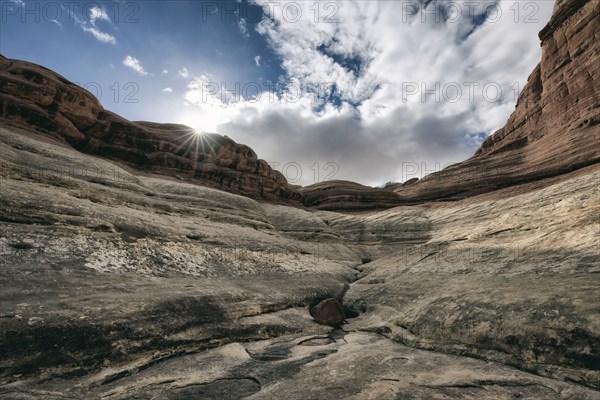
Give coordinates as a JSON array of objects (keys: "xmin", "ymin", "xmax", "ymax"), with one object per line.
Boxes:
[{"xmin": 0, "ymin": 128, "xmax": 599, "ymax": 398}]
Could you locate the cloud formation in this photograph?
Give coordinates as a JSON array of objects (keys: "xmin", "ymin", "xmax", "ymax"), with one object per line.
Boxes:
[
  {"xmin": 178, "ymin": 67, "xmax": 190, "ymax": 78},
  {"xmin": 123, "ymin": 56, "xmax": 148, "ymax": 76},
  {"xmin": 180, "ymin": 0, "xmax": 555, "ymax": 185},
  {"xmin": 64, "ymin": 3, "xmax": 117, "ymax": 44},
  {"xmin": 82, "ymin": 26, "xmax": 116, "ymax": 44},
  {"xmin": 89, "ymin": 6, "xmax": 111, "ymax": 26}
]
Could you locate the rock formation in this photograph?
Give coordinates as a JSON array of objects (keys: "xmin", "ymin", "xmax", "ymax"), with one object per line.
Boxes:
[
  {"xmin": 0, "ymin": 57, "xmax": 301, "ymax": 205},
  {"xmin": 0, "ymin": 0, "xmax": 599, "ymax": 398},
  {"xmin": 391, "ymin": 0, "xmax": 599, "ymax": 203},
  {"xmin": 1, "ymin": 122, "xmax": 598, "ymax": 397},
  {"xmin": 300, "ymin": 180, "xmax": 404, "ymax": 211}
]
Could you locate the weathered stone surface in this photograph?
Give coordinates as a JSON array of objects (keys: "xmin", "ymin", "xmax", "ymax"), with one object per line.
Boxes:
[
  {"xmin": 402, "ymin": 178, "xmax": 419, "ymax": 186},
  {"xmin": 300, "ymin": 180, "xmax": 403, "ymax": 211},
  {"xmin": 309, "ymin": 298, "xmax": 346, "ymax": 326},
  {"xmin": 1, "ymin": 124, "xmax": 598, "ymax": 395}
]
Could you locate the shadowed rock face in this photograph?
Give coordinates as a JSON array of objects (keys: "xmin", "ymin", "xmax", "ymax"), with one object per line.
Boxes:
[
  {"xmin": 300, "ymin": 180, "xmax": 404, "ymax": 211},
  {"xmin": 0, "ymin": 57, "xmax": 302, "ymax": 205}
]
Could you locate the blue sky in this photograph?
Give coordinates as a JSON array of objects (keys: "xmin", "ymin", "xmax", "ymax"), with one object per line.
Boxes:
[{"xmin": 0, "ymin": 0, "xmax": 555, "ymax": 186}]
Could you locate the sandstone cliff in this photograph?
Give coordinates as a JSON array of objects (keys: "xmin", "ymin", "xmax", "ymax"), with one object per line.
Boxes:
[
  {"xmin": 303, "ymin": 0, "xmax": 599, "ymax": 209},
  {"xmin": 390, "ymin": 0, "xmax": 599, "ymax": 203},
  {"xmin": 0, "ymin": 56, "xmax": 301, "ymax": 205}
]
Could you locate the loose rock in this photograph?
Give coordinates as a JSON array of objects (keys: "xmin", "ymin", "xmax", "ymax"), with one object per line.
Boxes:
[{"xmin": 309, "ymin": 298, "xmax": 345, "ymax": 326}]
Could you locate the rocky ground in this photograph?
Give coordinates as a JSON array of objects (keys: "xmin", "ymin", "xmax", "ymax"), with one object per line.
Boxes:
[{"xmin": 0, "ymin": 125, "xmax": 598, "ymax": 399}]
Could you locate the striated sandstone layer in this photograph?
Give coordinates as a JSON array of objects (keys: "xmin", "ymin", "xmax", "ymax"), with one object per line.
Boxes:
[
  {"xmin": 304, "ymin": 0, "xmax": 599, "ymax": 210},
  {"xmin": 300, "ymin": 180, "xmax": 404, "ymax": 211},
  {"xmin": 390, "ymin": 0, "xmax": 600, "ymax": 204},
  {"xmin": 0, "ymin": 56, "xmax": 301, "ymax": 205}
]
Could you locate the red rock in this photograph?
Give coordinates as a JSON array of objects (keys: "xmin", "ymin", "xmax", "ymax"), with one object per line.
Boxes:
[
  {"xmin": 393, "ymin": 0, "xmax": 600, "ymax": 203},
  {"xmin": 300, "ymin": 180, "xmax": 403, "ymax": 211},
  {"xmin": 0, "ymin": 57, "xmax": 302, "ymax": 205}
]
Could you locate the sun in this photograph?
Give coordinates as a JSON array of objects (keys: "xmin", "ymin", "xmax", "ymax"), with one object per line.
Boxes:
[
  {"xmin": 175, "ymin": 106, "xmax": 227, "ymax": 135},
  {"xmin": 177, "ymin": 129, "xmax": 220, "ymax": 163}
]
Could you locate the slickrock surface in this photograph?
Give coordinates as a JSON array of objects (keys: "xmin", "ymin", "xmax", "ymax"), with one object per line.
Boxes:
[{"xmin": 0, "ymin": 125, "xmax": 598, "ymax": 398}]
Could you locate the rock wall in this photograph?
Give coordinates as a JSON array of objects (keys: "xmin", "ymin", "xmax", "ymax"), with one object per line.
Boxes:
[
  {"xmin": 392, "ymin": 0, "xmax": 599, "ymax": 203},
  {"xmin": 299, "ymin": 180, "xmax": 404, "ymax": 211}
]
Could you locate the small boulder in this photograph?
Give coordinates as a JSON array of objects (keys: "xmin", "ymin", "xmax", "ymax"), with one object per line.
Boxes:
[
  {"xmin": 361, "ymin": 257, "xmax": 372, "ymax": 264},
  {"xmin": 309, "ymin": 298, "xmax": 345, "ymax": 326},
  {"xmin": 9, "ymin": 240, "xmax": 34, "ymax": 250},
  {"xmin": 403, "ymin": 178, "xmax": 419, "ymax": 186}
]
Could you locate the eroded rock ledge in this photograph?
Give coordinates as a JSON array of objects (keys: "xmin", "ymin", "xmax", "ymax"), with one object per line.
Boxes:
[{"xmin": 0, "ymin": 57, "xmax": 301, "ymax": 205}]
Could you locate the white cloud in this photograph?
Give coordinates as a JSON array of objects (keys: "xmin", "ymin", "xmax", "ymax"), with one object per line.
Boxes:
[
  {"xmin": 123, "ymin": 56, "xmax": 148, "ymax": 76},
  {"xmin": 238, "ymin": 18, "xmax": 249, "ymax": 38},
  {"xmin": 162, "ymin": 69, "xmax": 169, "ymax": 74},
  {"xmin": 82, "ymin": 26, "xmax": 116, "ymax": 44},
  {"xmin": 177, "ymin": 0, "xmax": 555, "ymax": 185},
  {"xmin": 64, "ymin": 4, "xmax": 116, "ymax": 44},
  {"xmin": 178, "ymin": 67, "xmax": 189, "ymax": 78},
  {"xmin": 89, "ymin": 6, "xmax": 111, "ymax": 26},
  {"xmin": 9, "ymin": 0, "xmax": 24, "ymax": 5},
  {"xmin": 254, "ymin": 55, "xmax": 261, "ymax": 67},
  {"xmin": 162, "ymin": 87, "xmax": 173, "ymax": 93}
]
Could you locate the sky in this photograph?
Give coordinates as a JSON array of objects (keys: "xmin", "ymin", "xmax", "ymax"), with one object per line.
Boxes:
[{"xmin": 0, "ymin": 0, "xmax": 555, "ymax": 186}]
